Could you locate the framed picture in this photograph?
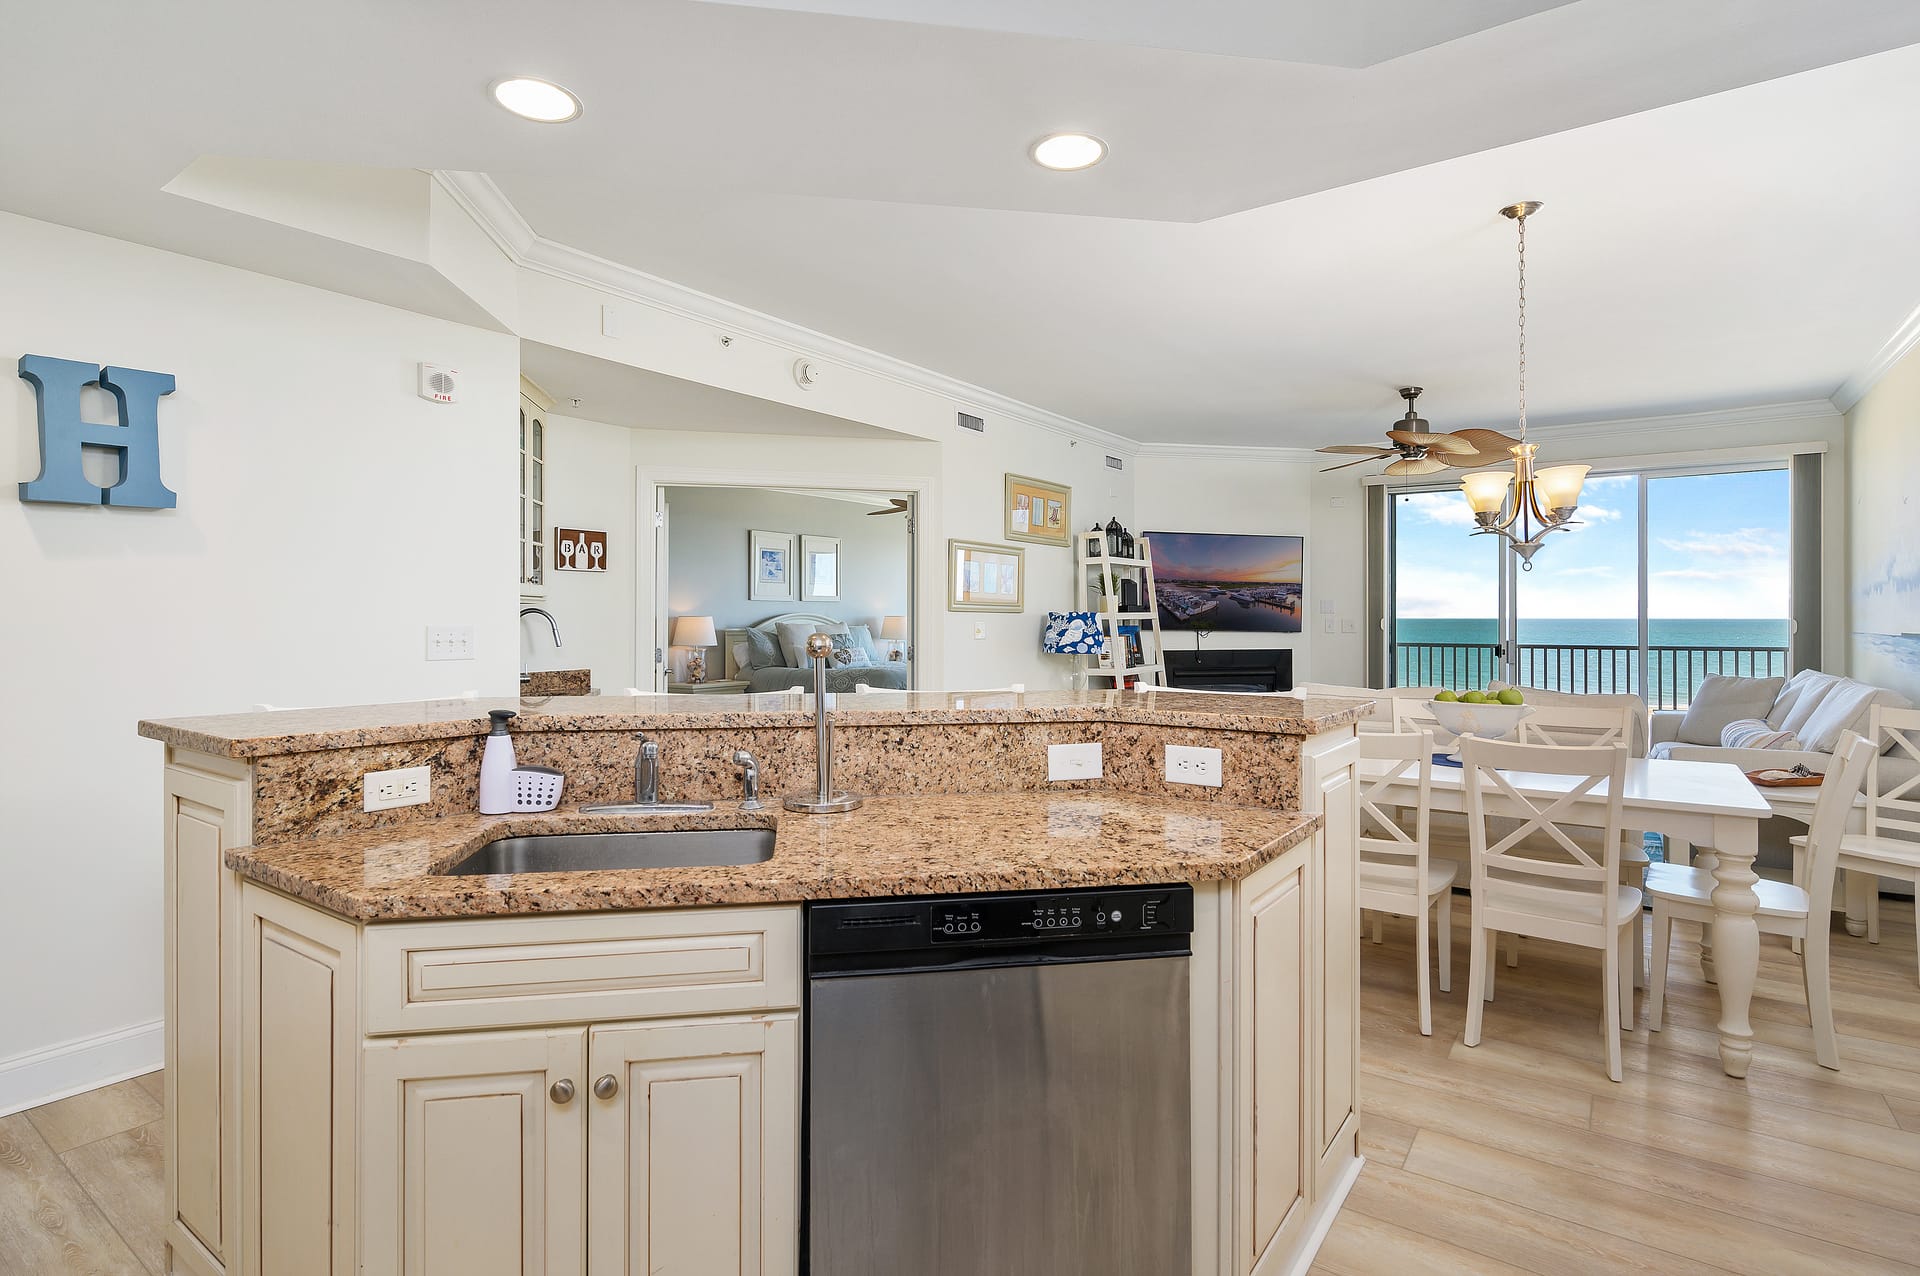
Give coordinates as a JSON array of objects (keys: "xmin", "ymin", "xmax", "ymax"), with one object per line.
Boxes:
[
  {"xmin": 1145, "ymin": 531, "xmax": 1304, "ymax": 633},
  {"xmin": 800, "ymin": 534, "xmax": 841, "ymax": 602},
  {"xmin": 749, "ymin": 529, "xmax": 794, "ymax": 602},
  {"xmin": 1004, "ymin": 473, "xmax": 1072, "ymax": 547},
  {"xmin": 948, "ymin": 539, "xmax": 1024, "ymax": 612}
]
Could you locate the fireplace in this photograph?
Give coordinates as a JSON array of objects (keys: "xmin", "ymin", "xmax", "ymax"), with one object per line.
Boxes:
[{"xmin": 1164, "ymin": 648, "xmax": 1293, "ymax": 693}]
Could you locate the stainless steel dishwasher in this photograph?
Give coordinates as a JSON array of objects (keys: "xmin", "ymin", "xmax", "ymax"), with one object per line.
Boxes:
[{"xmin": 805, "ymin": 884, "xmax": 1193, "ymax": 1276}]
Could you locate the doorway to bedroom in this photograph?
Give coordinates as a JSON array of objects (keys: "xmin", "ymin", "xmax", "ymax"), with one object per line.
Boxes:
[{"xmin": 658, "ymin": 484, "xmax": 917, "ymax": 694}]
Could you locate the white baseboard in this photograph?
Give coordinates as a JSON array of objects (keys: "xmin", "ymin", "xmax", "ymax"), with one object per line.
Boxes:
[{"xmin": 0, "ymin": 1019, "xmax": 164, "ymax": 1117}]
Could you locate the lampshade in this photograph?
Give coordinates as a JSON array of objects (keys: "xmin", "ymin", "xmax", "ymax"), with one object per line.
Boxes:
[
  {"xmin": 1460, "ymin": 470, "xmax": 1514, "ymax": 515},
  {"xmin": 1042, "ymin": 612, "xmax": 1106, "ymax": 655},
  {"xmin": 1533, "ymin": 464, "xmax": 1589, "ymax": 511},
  {"xmin": 670, "ymin": 615, "xmax": 717, "ymax": 647},
  {"xmin": 880, "ymin": 614, "xmax": 909, "ymax": 641}
]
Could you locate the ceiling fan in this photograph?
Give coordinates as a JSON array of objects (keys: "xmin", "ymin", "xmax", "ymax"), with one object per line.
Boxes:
[
  {"xmin": 865, "ymin": 497, "xmax": 911, "ymax": 517},
  {"xmin": 1316, "ymin": 387, "xmax": 1519, "ymax": 475}
]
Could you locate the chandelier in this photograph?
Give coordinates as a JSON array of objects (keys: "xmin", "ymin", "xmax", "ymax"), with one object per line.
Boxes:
[{"xmin": 1458, "ymin": 201, "xmax": 1588, "ymax": 570}]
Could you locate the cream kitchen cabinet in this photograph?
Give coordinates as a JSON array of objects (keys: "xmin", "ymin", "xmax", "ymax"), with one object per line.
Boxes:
[{"xmin": 234, "ymin": 882, "xmax": 802, "ymax": 1276}]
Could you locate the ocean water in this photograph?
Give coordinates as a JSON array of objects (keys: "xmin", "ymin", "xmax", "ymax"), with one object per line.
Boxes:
[{"xmin": 1394, "ymin": 618, "xmax": 1790, "ymax": 707}]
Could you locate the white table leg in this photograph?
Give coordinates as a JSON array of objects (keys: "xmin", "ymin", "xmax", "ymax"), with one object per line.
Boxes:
[
  {"xmin": 1693, "ymin": 847, "xmax": 1718, "ymax": 985},
  {"xmin": 1845, "ymin": 869, "xmax": 1872, "ymax": 938},
  {"xmin": 1707, "ymin": 814, "xmax": 1762, "ymax": 1078}
]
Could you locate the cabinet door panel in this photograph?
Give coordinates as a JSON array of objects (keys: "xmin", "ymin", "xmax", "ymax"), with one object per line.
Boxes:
[
  {"xmin": 587, "ymin": 1016, "xmax": 799, "ymax": 1276},
  {"xmin": 362, "ymin": 1029, "xmax": 586, "ymax": 1276},
  {"xmin": 1241, "ymin": 861, "xmax": 1310, "ymax": 1272}
]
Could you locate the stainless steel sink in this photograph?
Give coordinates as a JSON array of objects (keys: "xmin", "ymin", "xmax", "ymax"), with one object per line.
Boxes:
[{"xmin": 445, "ymin": 829, "xmax": 775, "ymax": 875}]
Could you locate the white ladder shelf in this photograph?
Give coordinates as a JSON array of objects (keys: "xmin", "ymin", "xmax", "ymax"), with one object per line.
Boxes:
[{"xmin": 1076, "ymin": 535, "xmax": 1166, "ymax": 688}]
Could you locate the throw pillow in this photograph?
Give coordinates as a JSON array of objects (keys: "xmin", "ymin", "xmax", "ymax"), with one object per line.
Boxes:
[
  {"xmin": 744, "ymin": 627, "xmax": 782, "ymax": 671},
  {"xmin": 1799, "ymin": 680, "xmax": 1911, "ymax": 754},
  {"xmin": 844, "ymin": 623, "xmax": 884, "ymax": 665},
  {"xmin": 828, "ymin": 633, "xmax": 874, "ymax": 667},
  {"xmin": 1676, "ymin": 675, "xmax": 1782, "ymax": 747},
  {"xmin": 1721, "ymin": 718, "xmax": 1803, "ymax": 750},
  {"xmin": 1774, "ymin": 670, "xmax": 1842, "ymax": 740},
  {"xmin": 776, "ymin": 620, "xmax": 848, "ymax": 668}
]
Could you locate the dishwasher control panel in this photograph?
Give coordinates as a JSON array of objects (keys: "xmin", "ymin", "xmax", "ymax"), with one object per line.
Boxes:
[{"xmin": 929, "ymin": 886, "xmax": 1192, "ymax": 944}]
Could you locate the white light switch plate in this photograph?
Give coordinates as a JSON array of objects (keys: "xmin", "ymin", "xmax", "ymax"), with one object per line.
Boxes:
[
  {"xmin": 1323, "ymin": 618, "xmax": 1336, "ymax": 634},
  {"xmin": 1048, "ymin": 742, "xmax": 1103, "ymax": 781},
  {"xmin": 1165, "ymin": 744, "xmax": 1223, "ymax": 788},
  {"xmin": 973, "ymin": 622, "xmax": 987, "ymax": 640},
  {"xmin": 364, "ymin": 764, "xmax": 432, "ymax": 812},
  {"xmin": 426, "ymin": 625, "xmax": 475, "ymax": 661},
  {"xmin": 1342, "ymin": 619, "xmax": 1358, "ymax": 633}
]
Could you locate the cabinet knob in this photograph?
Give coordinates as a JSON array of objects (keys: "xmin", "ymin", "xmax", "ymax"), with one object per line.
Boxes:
[
  {"xmin": 593, "ymin": 1074, "xmax": 619, "ymax": 1100},
  {"xmin": 549, "ymin": 1079, "xmax": 576, "ymax": 1105}
]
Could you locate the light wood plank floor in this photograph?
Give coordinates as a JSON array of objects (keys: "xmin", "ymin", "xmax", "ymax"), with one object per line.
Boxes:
[
  {"xmin": 1315, "ymin": 902, "xmax": 1920, "ymax": 1275},
  {"xmin": 3, "ymin": 909, "xmax": 1915, "ymax": 1274}
]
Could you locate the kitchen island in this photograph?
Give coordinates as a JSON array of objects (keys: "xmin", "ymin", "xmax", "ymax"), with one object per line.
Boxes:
[{"xmin": 141, "ymin": 688, "xmax": 1368, "ymax": 1276}]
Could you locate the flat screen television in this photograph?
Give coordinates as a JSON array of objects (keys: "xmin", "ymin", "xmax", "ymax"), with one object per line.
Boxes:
[{"xmin": 1145, "ymin": 531, "xmax": 1303, "ymax": 633}]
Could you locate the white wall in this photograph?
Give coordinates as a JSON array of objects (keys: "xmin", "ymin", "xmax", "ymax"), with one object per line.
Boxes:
[
  {"xmin": 0, "ymin": 213, "xmax": 519, "ymax": 1108},
  {"xmin": 662, "ymin": 485, "xmax": 912, "ymax": 673},
  {"xmin": 1133, "ymin": 449, "xmax": 1320, "ymax": 685},
  {"xmin": 527, "ymin": 408, "xmax": 635, "ymax": 690},
  {"xmin": 1846, "ymin": 345, "xmax": 1920, "ymax": 700}
]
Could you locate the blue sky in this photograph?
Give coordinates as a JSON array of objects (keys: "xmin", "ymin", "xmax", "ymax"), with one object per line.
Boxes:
[{"xmin": 1392, "ymin": 467, "xmax": 1789, "ymax": 620}]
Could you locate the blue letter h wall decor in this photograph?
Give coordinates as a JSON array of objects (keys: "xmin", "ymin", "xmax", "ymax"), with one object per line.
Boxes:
[{"xmin": 18, "ymin": 354, "xmax": 178, "ymax": 508}]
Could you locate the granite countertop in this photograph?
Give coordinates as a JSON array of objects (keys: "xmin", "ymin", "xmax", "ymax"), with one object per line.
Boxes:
[
  {"xmin": 141, "ymin": 688, "xmax": 1375, "ymax": 758},
  {"xmin": 226, "ymin": 792, "xmax": 1321, "ymax": 921}
]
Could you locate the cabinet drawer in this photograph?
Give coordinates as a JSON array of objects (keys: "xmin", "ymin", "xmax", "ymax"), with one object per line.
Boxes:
[{"xmin": 363, "ymin": 907, "xmax": 800, "ymax": 1034}]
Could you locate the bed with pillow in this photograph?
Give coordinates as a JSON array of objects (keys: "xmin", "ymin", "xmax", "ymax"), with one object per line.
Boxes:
[{"xmin": 721, "ymin": 613, "xmax": 911, "ymax": 693}]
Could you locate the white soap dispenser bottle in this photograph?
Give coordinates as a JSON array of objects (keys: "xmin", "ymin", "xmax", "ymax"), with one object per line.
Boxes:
[{"xmin": 478, "ymin": 708, "xmax": 518, "ymax": 815}]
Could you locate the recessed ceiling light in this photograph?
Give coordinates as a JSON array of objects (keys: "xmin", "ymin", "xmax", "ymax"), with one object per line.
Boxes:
[
  {"xmin": 491, "ymin": 77, "xmax": 582, "ymax": 124},
  {"xmin": 1030, "ymin": 133, "xmax": 1107, "ymax": 172}
]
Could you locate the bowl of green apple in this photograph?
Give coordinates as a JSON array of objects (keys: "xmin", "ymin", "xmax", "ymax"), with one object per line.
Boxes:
[{"xmin": 1424, "ymin": 688, "xmax": 1533, "ymax": 759}]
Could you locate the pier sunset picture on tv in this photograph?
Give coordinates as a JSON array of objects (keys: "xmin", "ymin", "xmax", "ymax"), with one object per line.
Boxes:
[{"xmin": 1146, "ymin": 531, "xmax": 1303, "ymax": 633}]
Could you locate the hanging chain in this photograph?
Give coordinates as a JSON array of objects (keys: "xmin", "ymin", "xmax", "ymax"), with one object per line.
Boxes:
[{"xmin": 1516, "ymin": 210, "xmax": 1528, "ymax": 441}]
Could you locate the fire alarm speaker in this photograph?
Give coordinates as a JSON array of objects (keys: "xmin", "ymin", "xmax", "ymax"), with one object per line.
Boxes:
[{"xmin": 418, "ymin": 363, "xmax": 458, "ymax": 403}]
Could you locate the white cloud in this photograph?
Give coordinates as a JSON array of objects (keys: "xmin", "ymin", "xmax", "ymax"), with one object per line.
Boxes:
[
  {"xmin": 1555, "ymin": 565, "xmax": 1616, "ymax": 578},
  {"xmin": 1579, "ymin": 504, "xmax": 1623, "ymax": 522},
  {"xmin": 1658, "ymin": 528, "xmax": 1782, "ymax": 559},
  {"xmin": 1397, "ymin": 492, "xmax": 1479, "ymax": 529}
]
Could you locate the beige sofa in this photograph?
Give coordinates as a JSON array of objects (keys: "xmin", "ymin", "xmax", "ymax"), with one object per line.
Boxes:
[{"xmin": 1647, "ymin": 669, "xmax": 1916, "ymax": 793}]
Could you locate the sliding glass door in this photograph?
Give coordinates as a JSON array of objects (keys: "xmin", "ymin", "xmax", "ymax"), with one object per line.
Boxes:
[{"xmin": 1387, "ymin": 463, "xmax": 1792, "ymax": 706}]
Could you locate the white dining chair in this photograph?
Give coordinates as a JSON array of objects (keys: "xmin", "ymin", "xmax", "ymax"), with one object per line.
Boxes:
[
  {"xmin": 1795, "ymin": 705, "xmax": 1920, "ymax": 987},
  {"xmin": 1652, "ymin": 732, "xmax": 1877, "ymax": 1070},
  {"xmin": 1460, "ymin": 738, "xmax": 1638, "ymax": 1081},
  {"xmin": 1357, "ymin": 730, "xmax": 1456, "ymax": 1035}
]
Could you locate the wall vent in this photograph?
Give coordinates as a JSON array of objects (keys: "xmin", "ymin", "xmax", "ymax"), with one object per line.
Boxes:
[
  {"xmin": 1105, "ymin": 455, "xmax": 1125, "ymax": 471},
  {"xmin": 957, "ymin": 411, "xmax": 985, "ymax": 433}
]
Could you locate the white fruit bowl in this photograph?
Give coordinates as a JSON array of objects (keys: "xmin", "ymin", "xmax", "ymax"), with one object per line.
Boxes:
[{"xmin": 1423, "ymin": 699, "xmax": 1534, "ymax": 761}]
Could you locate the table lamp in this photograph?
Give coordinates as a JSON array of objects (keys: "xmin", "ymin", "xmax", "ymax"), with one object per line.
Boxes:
[
  {"xmin": 880, "ymin": 614, "xmax": 909, "ymax": 661},
  {"xmin": 671, "ymin": 615, "xmax": 718, "ymax": 683}
]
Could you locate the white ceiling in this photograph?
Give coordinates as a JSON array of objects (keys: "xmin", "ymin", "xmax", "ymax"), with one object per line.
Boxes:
[{"xmin": 4, "ymin": 1, "xmax": 1920, "ymax": 447}]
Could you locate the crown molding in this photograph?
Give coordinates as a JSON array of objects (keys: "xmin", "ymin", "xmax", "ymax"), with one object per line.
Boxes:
[
  {"xmin": 1830, "ymin": 298, "xmax": 1920, "ymax": 413},
  {"xmin": 1133, "ymin": 442, "xmax": 1323, "ymax": 465},
  {"xmin": 1521, "ymin": 398, "xmax": 1841, "ymax": 441},
  {"xmin": 432, "ymin": 171, "xmax": 1138, "ymax": 457}
]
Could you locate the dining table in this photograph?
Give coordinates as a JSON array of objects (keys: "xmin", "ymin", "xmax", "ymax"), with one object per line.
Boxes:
[{"xmin": 1363, "ymin": 753, "xmax": 1775, "ymax": 1078}]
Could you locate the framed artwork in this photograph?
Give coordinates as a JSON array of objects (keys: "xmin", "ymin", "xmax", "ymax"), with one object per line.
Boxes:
[
  {"xmin": 1145, "ymin": 530, "xmax": 1304, "ymax": 633},
  {"xmin": 1004, "ymin": 473, "xmax": 1072, "ymax": 547},
  {"xmin": 948, "ymin": 539, "xmax": 1025, "ymax": 612},
  {"xmin": 749, "ymin": 529, "xmax": 794, "ymax": 602},
  {"xmin": 801, "ymin": 534, "xmax": 841, "ymax": 602}
]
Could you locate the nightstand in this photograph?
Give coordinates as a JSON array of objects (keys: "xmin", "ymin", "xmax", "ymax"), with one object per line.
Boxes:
[{"xmin": 668, "ymin": 679, "xmax": 752, "ymax": 695}]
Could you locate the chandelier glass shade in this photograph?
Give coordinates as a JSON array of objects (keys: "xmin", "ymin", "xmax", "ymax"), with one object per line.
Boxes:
[{"xmin": 1459, "ymin": 201, "xmax": 1586, "ymax": 569}]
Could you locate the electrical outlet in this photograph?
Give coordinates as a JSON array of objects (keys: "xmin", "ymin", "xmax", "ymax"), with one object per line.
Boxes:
[
  {"xmin": 1342, "ymin": 619, "xmax": 1358, "ymax": 634},
  {"xmin": 973, "ymin": 622, "xmax": 987, "ymax": 640},
  {"xmin": 1048, "ymin": 742, "xmax": 1103, "ymax": 781},
  {"xmin": 426, "ymin": 625, "xmax": 476, "ymax": 661},
  {"xmin": 363, "ymin": 764, "xmax": 432, "ymax": 812},
  {"xmin": 1164, "ymin": 744, "xmax": 1222, "ymax": 788},
  {"xmin": 1323, "ymin": 618, "xmax": 1336, "ymax": 634}
]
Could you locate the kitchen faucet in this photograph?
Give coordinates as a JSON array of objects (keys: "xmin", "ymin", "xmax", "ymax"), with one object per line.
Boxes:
[
  {"xmin": 784, "ymin": 633, "xmax": 864, "ymax": 814},
  {"xmin": 519, "ymin": 607, "xmax": 563, "ymax": 684}
]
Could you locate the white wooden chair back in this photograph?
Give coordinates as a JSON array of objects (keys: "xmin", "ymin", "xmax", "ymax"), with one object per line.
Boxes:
[
  {"xmin": 1391, "ymin": 697, "xmax": 1452, "ymax": 741},
  {"xmin": 1358, "ymin": 730, "xmax": 1434, "ymax": 892},
  {"xmin": 1460, "ymin": 738, "xmax": 1629, "ymax": 936},
  {"xmin": 1515, "ymin": 703, "xmax": 1637, "ymax": 751},
  {"xmin": 1867, "ymin": 704, "xmax": 1920, "ymax": 841},
  {"xmin": 1802, "ymin": 733, "xmax": 1879, "ymax": 922}
]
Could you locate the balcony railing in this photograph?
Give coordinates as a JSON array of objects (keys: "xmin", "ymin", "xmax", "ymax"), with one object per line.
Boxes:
[{"xmin": 1394, "ymin": 642, "xmax": 1788, "ymax": 710}]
